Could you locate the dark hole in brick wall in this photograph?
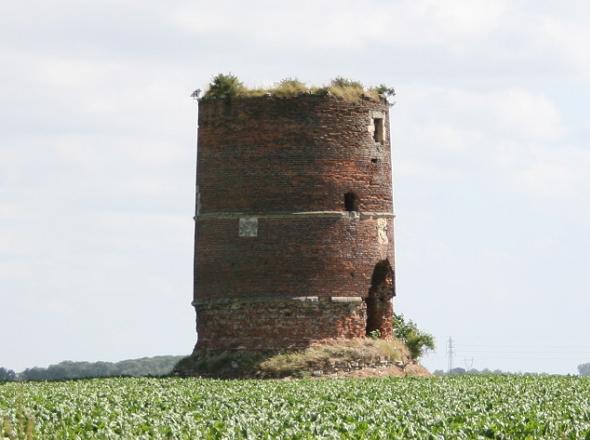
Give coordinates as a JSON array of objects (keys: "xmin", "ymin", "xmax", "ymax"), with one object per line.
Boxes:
[
  {"xmin": 344, "ymin": 192, "xmax": 360, "ymax": 212},
  {"xmin": 366, "ymin": 259, "xmax": 394, "ymax": 337},
  {"xmin": 373, "ymin": 118, "xmax": 384, "ymax": 143},
  {"xmin": 371, "ymin": 158, "xmax": 378, "ymax": 163},
  {"xmin": 223, "ymin": 100, "xmax": 232, "ymax": 117}
]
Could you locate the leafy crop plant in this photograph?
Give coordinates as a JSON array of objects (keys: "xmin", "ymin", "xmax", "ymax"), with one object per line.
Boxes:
[{"xmin": 2, "ymin": 376, "xmax": 590, "ymax": 438}]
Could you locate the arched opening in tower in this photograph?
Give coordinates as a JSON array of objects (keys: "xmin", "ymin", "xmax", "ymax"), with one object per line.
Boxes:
[
  {"xmin": 365, "ymin": 259, "xmax": 394, "ymax": 338},
  {"xmin": 344, "ymin": 192, "xmax": 360, "ymax": 212}
]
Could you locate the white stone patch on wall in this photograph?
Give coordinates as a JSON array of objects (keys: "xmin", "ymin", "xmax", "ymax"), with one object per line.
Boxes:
[
  {"xmin": 239, "ymin": 217, "xmax": 258, "ymax": 237},
  {"xmin": 377, "ymin": 218, "xmax": 388, "ymax": 245}
]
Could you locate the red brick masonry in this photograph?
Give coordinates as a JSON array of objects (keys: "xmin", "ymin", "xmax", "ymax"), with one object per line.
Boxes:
[{"xmin": 193, "ymin": 94, "xmax": 395, "ymax": 351}]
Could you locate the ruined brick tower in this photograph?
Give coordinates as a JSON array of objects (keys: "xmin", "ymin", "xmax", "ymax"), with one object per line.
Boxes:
[{"xmin": 193, "ymin": 93, "xmax": 395, "ymax": 351}]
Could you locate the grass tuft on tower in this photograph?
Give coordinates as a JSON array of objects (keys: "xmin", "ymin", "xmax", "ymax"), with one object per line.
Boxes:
[{"xmin": 200, "ymin": 73, "xmax": 396, "ymax": 103}]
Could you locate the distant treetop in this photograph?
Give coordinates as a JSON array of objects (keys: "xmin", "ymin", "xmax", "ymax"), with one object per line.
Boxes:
[{"xmin": 198, "ymin": 73, "xmax": 396, "ymax": 103}]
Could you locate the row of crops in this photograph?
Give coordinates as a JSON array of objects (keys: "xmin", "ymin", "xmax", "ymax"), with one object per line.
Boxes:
[{"xmin": 1, "ymin": 375, "xmax": 590, "ymax": 438}]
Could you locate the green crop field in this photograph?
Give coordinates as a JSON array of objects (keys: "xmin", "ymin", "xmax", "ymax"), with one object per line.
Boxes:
[{"xmin": 1, "ymin": 375, "xmax": 590, "ymax": 439}]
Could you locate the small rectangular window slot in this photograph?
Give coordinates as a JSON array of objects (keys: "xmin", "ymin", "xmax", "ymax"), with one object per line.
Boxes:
[
  {"xmin": 344, "ymin": 192, "xmax": 360, "ymax": 212},
  {"xmin": 373, "ymin": 118, "xmax": 384, "ymax": 143}
]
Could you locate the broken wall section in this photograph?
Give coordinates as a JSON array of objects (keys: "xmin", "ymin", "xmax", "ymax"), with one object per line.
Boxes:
[{"xmin": 365, "ymin": 259, "xmax": 395, "ymax": 338}]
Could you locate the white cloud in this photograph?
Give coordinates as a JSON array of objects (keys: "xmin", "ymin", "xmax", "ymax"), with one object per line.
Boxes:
[
  {"xmin": 171, "ymin": 0, "xmax": 510, "ymax": 53},
  {"xmin": 393, "ymin": 84, "xmax": 590, "ymax": 205},
  {"xmin": 514, "ymin": 144, "xmax": 590, "ymax": 199},
  {"xmin": 537, "ymin": 17, "xmax": 590, "ymax": 79}
]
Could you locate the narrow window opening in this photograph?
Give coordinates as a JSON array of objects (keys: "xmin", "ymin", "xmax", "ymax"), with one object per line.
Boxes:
[
  {"xmin": 373, "ymin": 118, "xmax": 384, "ymax": 143},
  {"xmin": 344, "ymin": 192, "xmax": 360, "ymax": 212},
  {"xmin": 365, "ymin": 259, "xmax": 395, "ymax": 337}
]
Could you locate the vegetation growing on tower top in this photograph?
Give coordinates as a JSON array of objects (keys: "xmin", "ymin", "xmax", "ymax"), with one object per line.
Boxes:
[{"xmin": 199, "ymin": 73, "xmax": 396, "ymax": 103}]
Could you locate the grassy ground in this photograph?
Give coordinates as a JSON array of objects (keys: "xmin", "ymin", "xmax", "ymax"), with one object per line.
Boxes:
[
  {"xmin": 1, "ymin": 375, "xmax": 590, "ymax": 439},
  {"xmin": 258, "ymin": 337, "xmax": 410, "ymax": 377}
]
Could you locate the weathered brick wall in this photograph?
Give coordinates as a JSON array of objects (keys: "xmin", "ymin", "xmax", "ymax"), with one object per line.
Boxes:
[
  {"xmin": 197, "ymin": 95, "xmax": 392, "ymax": 213},
  {"xmin": 194, "ymin": 94, "xmax": 395, "ymax": 350},
  {"xmin": 195, "ymin": 297, "xmax": 366, "ymax": 350},
  {"xmin": 196, "ymin": 215, "xmax": 393, "ymax": 300}
]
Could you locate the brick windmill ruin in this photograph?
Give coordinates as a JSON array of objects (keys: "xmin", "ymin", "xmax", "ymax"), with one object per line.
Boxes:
[{"xmin": 190, "ymin": 77, "xmax": 396, "ymax": 354}]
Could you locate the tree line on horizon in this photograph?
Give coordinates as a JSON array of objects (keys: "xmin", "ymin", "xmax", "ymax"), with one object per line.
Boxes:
[
  {"xmin": 577, "ymin": 363, "xmax": 590, "ymax": 376},
  {"xmin": 0, "ymin": 355, "xmax": 185, "ymax": 382},
  {"xmin": 434, "ymin": 368, "xmax": 547, "ymax": 376},
  {"xmin": 433, "ymin": 364, "xmax": 590, "ymax": 376}
]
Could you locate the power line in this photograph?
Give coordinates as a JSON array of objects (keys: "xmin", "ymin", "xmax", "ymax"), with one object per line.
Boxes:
[
  {"xmin": 447, "ymin": 337, "xmax": 454, "ymax": 373},
  {"xmin": 463, "ymin": 357, "xmax": 474, "ymax": 370}
]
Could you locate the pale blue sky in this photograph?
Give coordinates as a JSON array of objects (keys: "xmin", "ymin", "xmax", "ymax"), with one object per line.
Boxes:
[{"xmin": 1, "ymin": 0, "xmax": 589, "ymax": 373}]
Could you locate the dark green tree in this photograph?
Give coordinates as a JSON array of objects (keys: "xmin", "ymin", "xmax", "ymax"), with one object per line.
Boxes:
[
  {"xmin": 0, "ymin": 367, "xmax": 16, "ymax": 381},
  {"xmin": 203, "ymin": 73, "xmax": 245, "ymax": 99}
]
